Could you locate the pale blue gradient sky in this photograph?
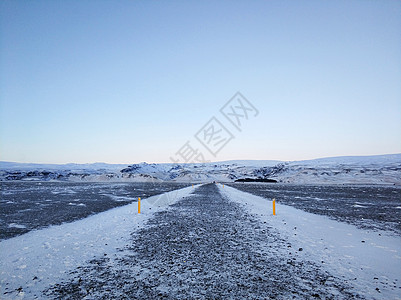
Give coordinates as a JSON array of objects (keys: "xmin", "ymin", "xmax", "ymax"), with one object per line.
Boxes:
[{"xmin": 0, "ymin": 0, "xmax": 400, "ymax": 164}]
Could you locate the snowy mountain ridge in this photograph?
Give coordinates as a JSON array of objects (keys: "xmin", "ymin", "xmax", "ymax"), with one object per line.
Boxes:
[{"xmin": 0, "ymin": 154, "xmax": 400, "ymax": 185}]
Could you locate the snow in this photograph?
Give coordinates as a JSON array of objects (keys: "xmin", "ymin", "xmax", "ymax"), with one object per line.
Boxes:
[
  {"xmin": 1, "ymin": 154, "xmax": 400, "ymax": 184},
  {"xmin": 0, "ymin": 185, "xmax": 198, "ymax": 299},
  {"xmin": 1, "ymin": 182, "xmax": 400, "ymax": 298},
  {"xmin": 218, "ymin": 184, "xmax": 401, "ymax": 299},
  {"xmin": 352, "ymin": 204, "xmax": 368, "ymax": 208},
  {"xmin": 7, "ymin": 224, "xmax": 27, "ymax": 229}
]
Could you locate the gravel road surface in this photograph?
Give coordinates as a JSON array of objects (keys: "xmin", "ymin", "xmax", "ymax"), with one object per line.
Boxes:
[{"xmin": 46, "ymin": 184, "xmax": 361, "ymax": 299}]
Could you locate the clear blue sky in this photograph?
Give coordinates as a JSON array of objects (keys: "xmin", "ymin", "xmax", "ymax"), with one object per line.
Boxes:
[{"xmin": 0, "ymin": 0, "xmax": 400, "ymax": 164}]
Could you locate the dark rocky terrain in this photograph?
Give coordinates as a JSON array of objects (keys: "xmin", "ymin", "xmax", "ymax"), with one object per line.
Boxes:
[
  {"xmin": 0, "ymin": 181, "xmax": 189, "ymax": 240},
  {"xmin": 229, "ymin": 183, "xmax": 401, "ymax": 234}
]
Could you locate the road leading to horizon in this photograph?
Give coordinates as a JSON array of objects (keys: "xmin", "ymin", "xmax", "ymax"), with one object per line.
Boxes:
[{"xmin": 45, "ymin": 183, "xmax": 360, "ymax": 299}]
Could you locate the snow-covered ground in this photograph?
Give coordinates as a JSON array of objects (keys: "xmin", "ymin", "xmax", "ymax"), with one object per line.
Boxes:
[
  {"xmin": 1, "ymin": 153, "xmax": 400, "ymax": 184},
  {"xmin": 0, "ymin": 181, "xmax": 191, "ymax": 240},
  {"xmin": 1, "ymin": 183, "xmax": 400, "ymax": 298},
  {"xmin": 219, "ymin": 185, "xmax": 401, "ymax": 299},
  {"xmin": 0, "ymin": 185, "xmax": 198, "ymax": 299}
]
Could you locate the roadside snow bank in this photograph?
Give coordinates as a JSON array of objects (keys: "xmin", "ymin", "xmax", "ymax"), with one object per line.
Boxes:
[
  {"xmin": 219, "ymin": 185, "xmax": 401, "ymax": 300},
  {"xmin": 0, "ymin": 185, "xmax": 199, "ymax": 299}
]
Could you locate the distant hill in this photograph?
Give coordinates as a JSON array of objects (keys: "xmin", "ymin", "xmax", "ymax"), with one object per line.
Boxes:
[{"xmin": 1, "ymin": 154, "xmax": 400, "ymax": 185}]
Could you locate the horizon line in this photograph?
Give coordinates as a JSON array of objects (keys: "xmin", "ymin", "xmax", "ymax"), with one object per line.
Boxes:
[{"xmin": 1, "ymin": 152, "xmax": 400, "ymax": 166}]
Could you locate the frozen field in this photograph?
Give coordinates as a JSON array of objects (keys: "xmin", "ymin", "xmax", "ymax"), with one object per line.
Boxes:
[
  {"xmin": 0, "ymin": 182, "xmax": 190, "ymax": 240},
  {"xmin": 229, "ymin": 183, "xmax": 401, "ymax": 234}
]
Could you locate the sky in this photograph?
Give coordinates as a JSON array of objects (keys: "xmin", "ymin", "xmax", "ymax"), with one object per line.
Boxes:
[{"xmin": 0, "ymin": 0, "xmax": 400, "ymax": 164}]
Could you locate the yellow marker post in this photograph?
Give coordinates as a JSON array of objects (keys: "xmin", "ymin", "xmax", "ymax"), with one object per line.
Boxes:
[
  {"xmin": 273, "ymin": 198, "xmax": 276, "ymax": 215},
  {"xmin": 138, "ymin": 197, "xmax": 141, "ymax": 214},
  {"xmin": 223, "ymin": 184, "xmax": 224, "ymax": 188}
]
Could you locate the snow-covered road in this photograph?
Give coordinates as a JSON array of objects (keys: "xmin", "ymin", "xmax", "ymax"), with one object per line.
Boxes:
[
  {"xmin": 1, "ymin": 183, "xmax": 400, "ymax": 299},
  {"xmin": 219, "ymin": 184, "xmax": 401, "ymax": 299},
  {"xmin": 45, "ymin": 184, "xmax": 368, "ymax": 298},
  {"xmin": 0, "ymin": 185, "xmax": 197, "ymax": 299}
]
